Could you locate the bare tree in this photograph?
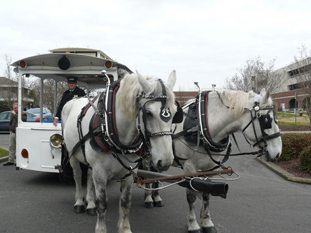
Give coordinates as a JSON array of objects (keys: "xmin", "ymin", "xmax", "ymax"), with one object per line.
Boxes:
[
  {"xmin": 291, "ymin": 45, "xmax": 311, "ymax": 125},
  {"xmin": 0, "ymin": 55, "xmax": 17, "ymax": 111},
  {"xmin": 226, "ymin": 57, "xmax": 282, "ymax": 93},
  {"xmin": 27, "ymin": 78, "xmax": 67, "ymax": 113}
]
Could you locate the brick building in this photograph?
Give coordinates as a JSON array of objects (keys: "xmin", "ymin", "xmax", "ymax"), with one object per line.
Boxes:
[
  {"xmin": 271, "ymin": 57, "xmax": 311, "ymax": 112},
  {"xmin": 174, "ymin": 91, "xmax": 197, "ymax": 105}
]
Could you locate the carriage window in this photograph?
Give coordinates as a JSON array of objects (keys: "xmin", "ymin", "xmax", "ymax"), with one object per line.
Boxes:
[{"xmin": 21, "ymin": 77, "xmax": 67, "ymax": 122}]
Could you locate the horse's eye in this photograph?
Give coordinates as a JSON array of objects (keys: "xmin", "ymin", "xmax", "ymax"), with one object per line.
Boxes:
[{"xmin": 145, "ymin": 110, "xmax": 153, "ymax": 117}]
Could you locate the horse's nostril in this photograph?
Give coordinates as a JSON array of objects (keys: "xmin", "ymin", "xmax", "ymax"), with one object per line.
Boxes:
[{"xmin": 156, "ymin": 160, "xmax": 170, "ymax": 171}]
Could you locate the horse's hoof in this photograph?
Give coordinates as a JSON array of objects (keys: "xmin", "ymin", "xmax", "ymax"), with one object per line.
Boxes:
[
  {"xmin": 202, "ymin": 227, "xmax": 217, "ymax": 233},
  {"xmin": 188, "ymin": 230, "xmax": 201, "ymax": 233},
  {"xmin": 86, "ymin": 208, "xmax": 97, "ymax": 216},
  {"xmin": 144, "ymin": 202, "xmax": 154, "ymax": 208},
  {"xmin": 74, "ymin": 205, "xmax": 86, "ymax": 214},
  {"xmin": 153, "ymin": 201, "xmax": 164, "ymax": 207}
]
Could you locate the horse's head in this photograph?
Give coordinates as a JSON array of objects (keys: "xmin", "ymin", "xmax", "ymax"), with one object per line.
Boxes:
[
  {"xmin": 135, "ymin": 70, "xmax": 178, "ymax": 171},
  {"xmin": 241, "ymin": 89, "xmax": 282, "ymax": 161}
]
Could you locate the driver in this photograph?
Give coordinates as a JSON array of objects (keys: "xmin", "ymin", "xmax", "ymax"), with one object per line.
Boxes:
[{"xmin": 53, "ymin": 76, "xmax": 86, "ymax": 126}]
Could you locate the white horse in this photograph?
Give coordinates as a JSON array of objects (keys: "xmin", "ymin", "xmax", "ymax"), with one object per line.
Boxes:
[
  {"xmin": 143, "ymin": 88, "xmax": 282, "ymax": 233},
  {"xmin": 62, "ymin": 71, "xmax": 178, "ymax": 233}
]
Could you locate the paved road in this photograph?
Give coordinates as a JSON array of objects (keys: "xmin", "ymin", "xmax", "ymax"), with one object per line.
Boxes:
[{"xmin": 1, "ymin": 135, "xmax": 311, "ymax": 233}]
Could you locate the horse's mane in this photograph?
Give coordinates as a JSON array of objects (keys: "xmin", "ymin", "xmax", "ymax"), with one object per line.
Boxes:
[
  {"xmin": 117, "ymin": 73, "xmax": 175, "ymax": 120},
  {"xmin": 216, "ymin": 89, "xmax": 273, "ymax": 115}
]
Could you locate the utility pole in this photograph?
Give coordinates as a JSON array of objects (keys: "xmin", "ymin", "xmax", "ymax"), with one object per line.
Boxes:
[{"xmin": 251, "ymin": 75, "xmax": 257, "ymax": 93}]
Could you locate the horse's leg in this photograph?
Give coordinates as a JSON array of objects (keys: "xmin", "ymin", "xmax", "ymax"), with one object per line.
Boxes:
[
  {"xmin": 141, "ymin": 157, "xmax": 154, "ymax": 208},
  {"xmin": 144, "ymin": 184, "xmax": 154, "ymax": 208},
  {"xmin": 200, "ymin": 192, "xmax": 217, "ymax": 233},
  {"xmin": 86, "ymin": 166, "xmax": 97, "ymax": 216},
  {"xmin": 152, "ymin": 181, "xmax": 163, "ymax": 207},
  {"xmin": 187, "ymin": 189, "xmax": 201, "ymax": 233},
  {"xmin": 70, "ymin": 157, "xmax": 85, "ymax": 213},
  {"xmin": 93, "ymin": 169, "xmax": 108, "ymax": 233},
  {"xmin": 118, "ymin": 176, "xmax": 133, "ymax": 233}
]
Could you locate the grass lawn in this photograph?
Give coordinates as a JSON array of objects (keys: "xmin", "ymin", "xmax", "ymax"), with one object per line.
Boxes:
[
  {"xmin": 277, "ymin": 111, "xmax": 310, "ymax": 130},
  {"xmin": 0, "ymin": 147, "xmax": 8, "ymax": 158}
]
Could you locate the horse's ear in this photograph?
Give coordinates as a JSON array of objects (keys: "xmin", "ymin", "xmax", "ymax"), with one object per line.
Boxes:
[
  {"xmin": 260, "ymin": 88, "xmax": 266, "ymax": 96},
  {"xmin": 166, "ymin": 70, "xmax": 176, "ymax": 91},
  {"xmin": 260, "ymin": 88, "xmax": 270, "ymax": 103},
  {"xmin": 136, "ymin": 70, "xmax": 152, "ymax": 93}
]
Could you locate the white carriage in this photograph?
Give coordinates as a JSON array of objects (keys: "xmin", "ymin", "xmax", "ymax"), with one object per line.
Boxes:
[{"xmin": 12, "ymin": 48, "xmax": 131, "ymax": 173}]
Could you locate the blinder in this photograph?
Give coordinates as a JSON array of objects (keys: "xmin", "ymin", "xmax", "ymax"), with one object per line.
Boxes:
[
  {"xmin": 258, "ymin": 113, "xmax": 272, "ymax": 130},
  {"xmin": 172, "ymin": 101, "xmax": 183, "ymax": 123},
  {"xmin": 160, "ymin": 107, "xmax": 172, "ymax": 122}
]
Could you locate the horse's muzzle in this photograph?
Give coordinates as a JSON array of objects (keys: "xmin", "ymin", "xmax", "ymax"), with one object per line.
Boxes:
[{"xmin": 156, "ymin": 160, "xmax": 171, "ymax": 172}]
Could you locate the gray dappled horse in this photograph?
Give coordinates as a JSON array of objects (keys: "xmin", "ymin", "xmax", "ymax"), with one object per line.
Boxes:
[
  {"xmin": 62, "ymin": 71, "xmax": 178, "ymax": 233},
  {"xmin": 143, "ymin": 88, "xmax": 282, "ymax": 233}
]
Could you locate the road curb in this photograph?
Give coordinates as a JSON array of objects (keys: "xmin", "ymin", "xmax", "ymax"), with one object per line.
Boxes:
[
  {"xmin": 256, "ymin": 158, "xmax": 311, "ymax": 185},
  {"xmin": 0, "ymin": 156, "xmax": 8, "ymax": 163}
]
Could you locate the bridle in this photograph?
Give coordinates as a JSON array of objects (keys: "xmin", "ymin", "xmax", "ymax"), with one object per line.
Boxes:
[
  {"xmin": 137, "ymin": 79, "xmax": 179, "ymax": 149},
  {"xmin": 241, "ymin": 104, "xmax": 281, "ymax": 150}
]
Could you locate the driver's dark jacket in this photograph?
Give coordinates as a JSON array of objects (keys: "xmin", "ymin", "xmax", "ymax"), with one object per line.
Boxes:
[{"xmin": 55, "ymin": 87, "xmax": 86, "ymax": 120}]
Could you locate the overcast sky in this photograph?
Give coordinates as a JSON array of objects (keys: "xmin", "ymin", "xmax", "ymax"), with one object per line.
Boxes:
[{"xmin": 1, "ymin": 0, "xmax": 311, "ymax": 90}]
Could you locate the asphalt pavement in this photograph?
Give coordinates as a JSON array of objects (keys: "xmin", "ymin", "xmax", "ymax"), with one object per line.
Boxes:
[
  {"xmin": 0, "ymin": 133, "xmax": 9, "ymax": 149},
  {"xmin": 1, "ymin": 133, "xmax": 311, "ymax": 233}
]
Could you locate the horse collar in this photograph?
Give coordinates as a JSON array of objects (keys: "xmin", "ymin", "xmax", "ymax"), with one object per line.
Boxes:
[
  {"xmin": 100, "ymin": 80, "xmax": 144, "ymax": 154},
  {"xmin": 198, "ymin": 91, "xmax": 230, "ymax": 152}
]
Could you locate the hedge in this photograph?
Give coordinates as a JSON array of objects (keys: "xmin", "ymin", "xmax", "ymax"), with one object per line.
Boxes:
[
  {"xmin": 280, "ymin": 134, "xmax": 311, "ymax": 161},
  {"xmin": 299, "ymin": 146, "xmax": 311, "ymax": 173},
  {"xmin": 281, "ymin": 133, "xmax": 311, "ymax": 173}
]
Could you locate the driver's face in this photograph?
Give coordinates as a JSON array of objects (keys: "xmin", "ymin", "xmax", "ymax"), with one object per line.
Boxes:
[{"xmin": 68, "ymin": 82, "xmax": 77, "ymax": 90}]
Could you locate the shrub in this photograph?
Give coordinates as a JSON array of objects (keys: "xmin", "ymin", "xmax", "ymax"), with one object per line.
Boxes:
[
  {"xmin": 281, "ymin": 134, "xmax": 311, "ymax": 161},
  {"xmin": 299, "ymin": 146, "xmax": 311, "ymax": 173}
]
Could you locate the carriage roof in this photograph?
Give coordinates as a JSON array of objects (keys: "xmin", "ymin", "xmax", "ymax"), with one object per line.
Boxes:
[{"xmin": 11, "ymin": 48, "xmax": 132, "ymax": 89}]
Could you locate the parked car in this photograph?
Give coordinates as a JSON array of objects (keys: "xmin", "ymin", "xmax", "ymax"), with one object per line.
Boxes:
[
  {"xmin": 0, "ymin": 111, "xmax": 10, "ymax": 133},
  {"xmin": 26, "ymin": 108, "xmax": 53, "ymax": 122}
]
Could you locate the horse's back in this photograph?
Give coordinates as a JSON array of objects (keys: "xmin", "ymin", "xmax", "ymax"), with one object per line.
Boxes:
[{"xmin": 62, "ymin": 97, "xmax": 89, "ymax": 151}]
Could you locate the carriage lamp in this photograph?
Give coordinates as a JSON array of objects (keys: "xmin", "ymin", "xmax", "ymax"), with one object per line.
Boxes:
[
  {"xmin": 50, "ymin": 133, "xmax": 64, "ymax": 149},
  {"xmin": 104, "ymin": 61, "xmax": 112, "ymax": 68},
  {"xmin": 19, "ymin": 60, "xmax": 27, "ymax": 68}
]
